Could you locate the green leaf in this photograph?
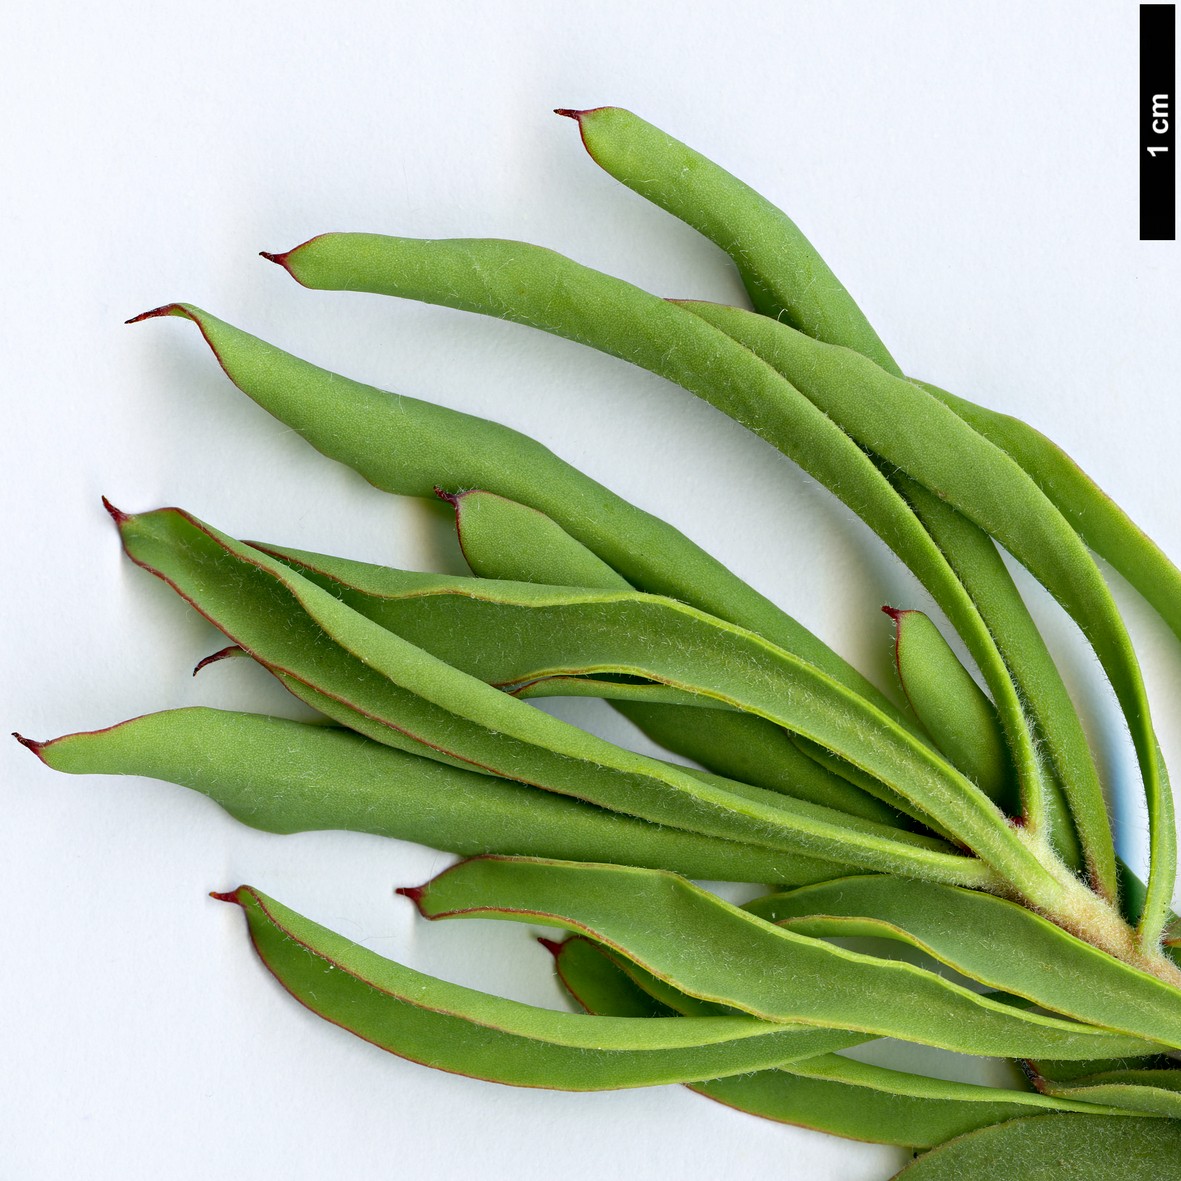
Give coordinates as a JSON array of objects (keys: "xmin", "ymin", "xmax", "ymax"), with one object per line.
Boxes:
[
  {"xmin": 558, "ymin": 106, "xmax": 1093, "ymax": 868},
  {"xmin": 891, "ymin": 1114, "xmax": 1180, "ymax": 1179},
  {"xmin": 918, "ymin": 377, "xmax": 1181, "ymax": 662},
  {"xmin": 263, "ymin": 235, "xmax": 1077, "ymax": 892},
  {"xmin": 240, "ymin": 537, "xmax": 1065, "ymax": 896},
  {"xmin": 132, "ymin": 304, "xmax": 903, "ymax": 725},
  {"xmin": 260, "ymin": 537, "xmax": 916, "ymax": 829},
  {"xmin": 26, "ymin": 708, "xmax": 851, "ymax": 886},
  {"xmin": 895, "ymin": 475, "xmax": 1091, "ymax": 874},
  {"xmin": 216, "ymin": 885, "xmax": 872, "ymax": 1090},
  {"xmin": 682, "ymin": 301, "xmax": 1168, "ymax": 942},
  {"xmin": 884, "ymin": 607, "xmax": 1013, "ymax": 808},
  {"xmin": 1047, "ymin": 1079, "xmax": 1181, "ymax": 1120},
  {"xmin": 408, "ymin": 856, "xmax": 1166, "ymax": 1059},
  {"xmin": 546, "ymin": 112, "xmax": 1117, "ymax": 889},
  {"xmin": 745, "ymin": 876, "xmax": 1181, "ymax": 1041},
  {"xmin": 113, "ymin": 504, "xmax": 983, "ymax": 884},
  {"xmin": 1036, "ymin": 1067, "xmax": 1181, "ymax": 1119},
  {"xmin": 558, "ymin": 106, "xmax": 902, "ymax": 375},
  {"xmin": 449, "ymin": 488, "xmax": 631, "ymax": 590},
  {"xmin": 553, "ymin": 935, "xmax": 1130, "ymax": 1148},
  {"xmin": 557, "ymin": 107, "xmax": 1103, "ymax": 880}
]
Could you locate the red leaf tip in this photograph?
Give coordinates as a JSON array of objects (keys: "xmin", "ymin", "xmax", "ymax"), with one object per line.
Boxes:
[
  {"xmin": 209, "ymin": 889, "xmax": 242, "ymax": 905},
  {"xmin": 260, "ymin": 238, "xmax": 324, "ymax": 287},
  {"xmin": 554, "ymin": 106, "xmax": 610, "ymax": 120},
  {"xmin": 395, "ymin": 884, "xmax": 426, "ymax": 909},
  {"xmin": 193, "ymin": 645, "xmax": 242, "ymax": 677},
  {"xmin": 537, "ymin": 937, "xmax": 564, "ymax": 958},
  {"xmin": 126, "ymin": 303, "xmax": 184, "ymax": 325},
  {"xmin": 880, "ymin": 605, "xmax": 906, "ymax": 623},
  {"xmin": 101, "ymin": 496, "xmax": 129, "ymax": 525},
  {"xmin": 433, "ymin": 485, "xmax": 461, "ymax": 508},
  {"xmin": 12, "ymin": 732, "xmax": 46, "ymax": 757}
]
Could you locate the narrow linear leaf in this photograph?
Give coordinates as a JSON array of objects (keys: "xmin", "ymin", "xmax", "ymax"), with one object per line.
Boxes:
[
  {"xmin": 745, "ymin": 876, "xmax": 1181, "ymax": 1035},
  {"xmin": 884, "ymin": 607, "xmax": 1014, "ymax": 807},
  {"xmin": 265, "ymin": 235, "xmax": 1066, "ymax": 890},
  {"xmin": 1028, "ymin": 1057, "xmax": 1168, "ymax": 1084},
  {"xmin": 556, "ymin": 106, "xmax": 901, "ymax": 374},
  {"xmin": 683, "ymin": 301, "xmax": 1167, "ymax": 941},
  {"xmin": 895, "ymin": 475, "xmax": 1092, "ymax": 874},
  {"xmin": 616, "ymin": 700, "xmax": 907, "ymax": 827},
  {"xmin": 407, "ymin": 856, "xmax": 1167, "ymax": 1059},
  {"xmin": 449, "ymin": 488, "xmax": 630, "ymax": 591},
  {"xmin": 556, "ymin": 106, "xmax": 1179, "ymax": 728},
  {"xmin": 131, "ymin": 304, "xmax": 904, "ymax": 725},
  {"xmin": 1036, "ymin": 1070, "xmax": 1181, "ymax": 1119},
  {"xmin": 555, "ymin": 109, "xmax": 1111, "ymax": 887},
  {"xmin": 245, "ymin": 538, "xmax": 1055, "ymax": 896},
  {"xmin": 553, "ymin": 935, "xmax": 1127, "ymax": 1149},
  {"xmin": 23, "ymin": 709, "xmax": 854, "ymax": 886},
  {"xmin": 261, "ymin": 536, "xmax": 912, "ymax": 828},
  {"xmin": 556, "ymin": 934, "xmax": 739, "ymax": 1019},
  {"xmin": 216, "ymin": 885, "xmax": 874, "ymax": 1090},
  {"xmin": 891, "ymin": 1114, "xmax": 1181, "ymax": 1180},
  {"xmin": 918, "ymin": 377, "xmax": 1181, "ymax": 657},
  {"xmin": 113, "ymin": 505, "xmax": 985, "ymax": 885},
  {"xmin": 555, "ymin": 107, "xmax": 1108, "ymax": 885}
]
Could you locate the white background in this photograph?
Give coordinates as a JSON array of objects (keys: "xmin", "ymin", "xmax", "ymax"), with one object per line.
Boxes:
[{"xmin": 3, "ymin": 2, "xmax": 1179, "ymax": 1178}]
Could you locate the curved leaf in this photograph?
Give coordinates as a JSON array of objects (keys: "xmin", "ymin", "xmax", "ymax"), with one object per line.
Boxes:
[
  {"xmin": 557, "ymin": 106, "xmax": 901, "ymax": 374},
  {"xmin": 265, "ymin": 235, "xmax": 1073, "ymax": 883},
  {"xmin": 131, "ymin": 304, "xmax": 903, "ymax": 724},
  {"xmin": 261, "ymin": 537, "xmax": 914, "ymax": 828},
  {"xmin": 406, "ymin": 856, "xmax": 1166, "ymax": 1059},
  {"xmin": 112, "ymin": 504, "xmax": 987, "ymax": 885},
  {"xmin": 745, "ymin": 876, "xmax": 1181, "ymax": 1038},
  {"xmin": 1038, "ymin": 1070, "xmax": 1181, "ymax": 1119},
  {"xmin": 554, "ymin": 935, "xmax": 1128, "ymax": 1148},
  {"xmin": 895, "ymin": 475, "xmax": 1091, "ymax": 873},
  {"xmin": 918, "ymin": 377, "xmax": 1181, "ymax": 659},
  {"xmin": 450, "ymin": 487, "xmax": 630, "ymax": 590},
  {"xmin": 884, "ymin": 607, "xmax": 1012, "ymax": 807},
  {"xmin": 557, "ymin": 109, "xmax": 1116, "ymax": 891},
  {"xmin": 25, "ymin": 708, "xmax": 852, "ymax": 886},
  {"xmin": 891, "ymin": 1113, "xmax": 1179, "ymax": 1180},
  {"xmin": 683, "ymin": 301, "xmax": 1169, "ymax": 942},
  {"xmin": 241, "ymin": 539, "xmax": 1057, "ymax": 894},
  {"xmin": 558, "ymin": 107, "xmax": 1103, "ymax": 878},
  {"xmin": 216, "ymin": 885, "xmax": 871, "ymax": 1090}
]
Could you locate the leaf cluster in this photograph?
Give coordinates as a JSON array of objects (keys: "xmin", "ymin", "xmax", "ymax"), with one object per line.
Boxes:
[{"xmin": 20, "ymin": 107, "xmax": 1181, "ymax": 1177}]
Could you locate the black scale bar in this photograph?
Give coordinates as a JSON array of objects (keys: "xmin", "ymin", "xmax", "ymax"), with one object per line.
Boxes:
[{"xmin": 1142, "ymin": 4, "xmax": 1176, "ymax": 240}]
